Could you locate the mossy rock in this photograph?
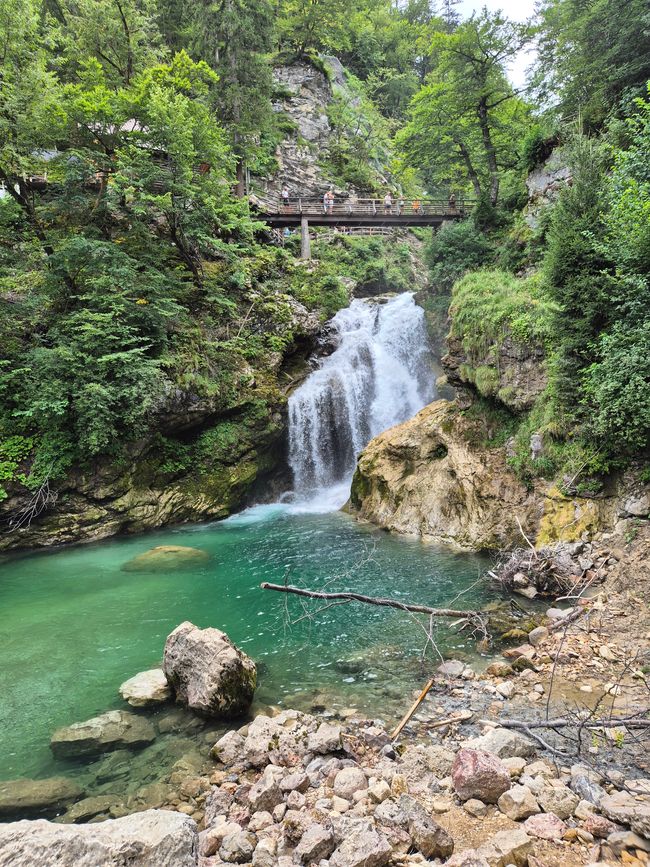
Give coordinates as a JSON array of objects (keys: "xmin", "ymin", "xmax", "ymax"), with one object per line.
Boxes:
[
  {"xmin": 511, "ymin": 656, "xmax": 537, "ymax": 672},
  {"xmin": 122, "ymin": 545, "xmax": 210, "ymax": 573}
]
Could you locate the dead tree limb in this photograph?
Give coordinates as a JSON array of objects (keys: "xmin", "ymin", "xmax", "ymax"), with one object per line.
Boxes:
[{"xmin": 260, "ymin": 583, "xmax": 483, "ymax": 620}]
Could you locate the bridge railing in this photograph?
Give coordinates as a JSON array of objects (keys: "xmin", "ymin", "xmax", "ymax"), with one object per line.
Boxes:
[{"xmin": 259, "ymin": 196, "xmax": 473, "ymax": 218}]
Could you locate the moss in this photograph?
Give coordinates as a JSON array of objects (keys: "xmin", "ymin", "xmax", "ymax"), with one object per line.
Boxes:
[
  {"xmin": 474, "ymin": 365, "xmax": 500, "ymax": 397},
  {"xmin": 537, "ymin": 485, "xmax": 602, "ymax": 545}
]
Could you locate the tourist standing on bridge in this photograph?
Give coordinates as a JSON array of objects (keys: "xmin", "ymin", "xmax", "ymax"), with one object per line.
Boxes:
[
  {"xmin": 323, "ymin": 189, "xmax": 334, "ymax": 214},
  {"xmin": 448, "ymin": 192, "xmax": 456, "ymax": 212},
  {"xmin": 281, "ymin": 185, "xmax": 290, "ymax": 210},
  {"xmin": 412, "ymin": 199, "xmax": 421, "ymax": 214},
  {"xmin": 397, "ymin": 196, "xmax": 405, "ymax": 215},
  {"xmin": 383, "ymin": 192, "xmax": 393, "ymax": 214}
]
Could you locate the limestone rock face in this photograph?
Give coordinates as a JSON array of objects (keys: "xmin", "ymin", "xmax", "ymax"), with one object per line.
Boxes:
[
  {"xmin": 163, "ymin": 621, "xmax": 256, "ymax": 718},
  {"xmin": 50, "ymin": 710, "xmax": 156, "ymax": 759},
  {"xmin": 122, "ymin": 546, "xmax": 209, "ymax": 573},
  {"xmin": 350, "ymin": 400, "xmax": 539, "ymax": 550},
  {"xmin": 0, "ymin": 809, "xmax": 197, "ymax": 867},
  {"xmin": 524, "ymin": 147, "xmax": 572, "ymax": 229},
  {"xmin": 0, "ymin": 778, "xmax": 84, "ymax": 819},
  {"xmin": 119, "ymin": 668, "xmax": 172, "ymax": 707}
]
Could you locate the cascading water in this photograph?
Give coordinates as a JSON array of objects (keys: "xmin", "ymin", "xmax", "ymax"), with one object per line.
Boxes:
[{"xmin": 287, "ymin": 292, "xmax": 435, "ymax": 510}]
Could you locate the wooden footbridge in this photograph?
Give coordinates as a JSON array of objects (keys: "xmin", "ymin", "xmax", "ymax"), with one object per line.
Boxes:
[{"xmin": 255, "ymin": 196, "xmax": 473, "ymax": 258}]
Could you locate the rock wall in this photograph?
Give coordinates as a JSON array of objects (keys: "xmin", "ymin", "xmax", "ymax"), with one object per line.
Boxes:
[
  {"xmin": 524, "ymin": 147, "xmax": 572, "ymax": 230},
  {"xmin": 349, "ymin": 400, "xmax": 541, "ymax": 550}
]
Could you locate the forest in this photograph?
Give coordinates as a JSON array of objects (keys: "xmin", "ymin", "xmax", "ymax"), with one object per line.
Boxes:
[{"xmin": 1, "ymin": 0, "xmax": 649, "ymax": 508}]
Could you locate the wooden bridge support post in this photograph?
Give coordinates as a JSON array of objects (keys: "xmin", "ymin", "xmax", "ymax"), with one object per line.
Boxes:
[{"xmin": 300, "ymin": 215, "xmax": 311, "ymax": 260}]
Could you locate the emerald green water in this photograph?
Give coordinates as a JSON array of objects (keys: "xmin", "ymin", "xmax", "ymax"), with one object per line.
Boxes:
[{"xmin": 0, "ymin": 504, "xmax": 490, "ymax": 791}]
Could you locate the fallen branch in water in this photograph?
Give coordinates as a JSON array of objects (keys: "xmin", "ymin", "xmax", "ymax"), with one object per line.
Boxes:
[{"xmin": 260, "ymin": 583, "xmax": 484, "ymax": 619}]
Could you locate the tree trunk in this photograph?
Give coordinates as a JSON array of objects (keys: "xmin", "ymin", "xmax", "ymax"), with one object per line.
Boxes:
[
  {"xmin": 455, "ymin": 140, "xmax": 482, "ymax": 199},
  {"xmin": 477, "ymin": 97, "xmax": 499, "ymax": 206}
]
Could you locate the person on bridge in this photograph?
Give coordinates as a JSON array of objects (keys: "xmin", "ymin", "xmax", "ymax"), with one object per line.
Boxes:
[
  {"xmin": 281, "ymin": 185, "xmax": 290, "ymax": 210},
  {"xmin": 397, "ymin": 196, "xmax": 405, "ymax": 215},
  {"xmin": 383, "ymin": 192, "xmax": 393, "ymax": 214},
  {"xmin": 448, "ymin": 192, "xmax": 457, "ymax": 211},
  {"xmin": 412, "ymin": 199, "xmax": 421, "ymax": 214},
  {"xmin": 323, "ymin": 189, "xmax": 334, "ymax": 214}
]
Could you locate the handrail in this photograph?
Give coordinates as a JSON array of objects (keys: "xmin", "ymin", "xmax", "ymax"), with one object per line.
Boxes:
[{"xmin": 258, "ymin": 195, "xmax": 473, "ymax": 217}]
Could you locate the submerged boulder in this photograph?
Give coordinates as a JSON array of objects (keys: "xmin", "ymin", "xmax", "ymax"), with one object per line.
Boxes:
[
  {"xmin": 119, "ymin": 669, "xmax": 172, "ymax": 708},
  {"xmin": 50, "ymin": 710, "xmax": 156, "ymax": 759},
  {"xmin": 163, "ymin": 621, "xmax": 256, "ymax": 718},
  {"xmin": 121, "ymin": 545, "xmax": 209, "ymax": 573},
  {"xmin": 0, "ymin": 809, "xmax": 197, "ymax": 867},
  {"xmin": 0, "ymin": 777, "xmax": 84, "ymax": 819}
]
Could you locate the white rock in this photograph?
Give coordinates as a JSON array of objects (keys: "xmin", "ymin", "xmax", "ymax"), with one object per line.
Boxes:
[
  {"xmin": 333, "ymin": 767, "xmax": 367, "ymax": 800},
  {"xmin": 497, "ymin": 785, "xmax": 540, "ymax": 821},
  {"xmin": 119, "ymin": 669, "xmax": 171, "ymax": 707}
]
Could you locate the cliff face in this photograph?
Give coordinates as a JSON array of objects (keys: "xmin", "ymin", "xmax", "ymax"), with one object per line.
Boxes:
[{"xmin": 349, "ymin": 400, "xmax": 540, "ymax": 550}]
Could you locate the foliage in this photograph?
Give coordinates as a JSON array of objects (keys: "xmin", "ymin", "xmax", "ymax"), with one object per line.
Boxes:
[{"xmin": 425, "ymin": 220, "xmax": 495, "ymax": 291}]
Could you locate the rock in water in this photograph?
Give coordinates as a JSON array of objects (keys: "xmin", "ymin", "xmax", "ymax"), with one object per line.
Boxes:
[
  {"xmin": 0, "ymin": 778, "xmax": 84, "ymax": 819},
  {"xmin": 50, "ymin": 710, "xmax": 156, "ymax": 759},
  {"xmin": 163, "ymin": 621, "xmax": 256, "ymax": 718},
  {"xmin": 0, "ymin": 809, "xmax": 197, "ymax": 867},
  {"xmin": 121, "ymin": 545, "xmax": 209, "ymax": 573},
  {"xmin": 119, "ymin": 669, "xmax": 172, "ymax": 707}
]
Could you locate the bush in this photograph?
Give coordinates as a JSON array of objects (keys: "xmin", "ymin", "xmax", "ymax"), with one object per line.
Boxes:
[{"xmin": 425, "ymin": 220, "xmax": 495, "ymax": 291}]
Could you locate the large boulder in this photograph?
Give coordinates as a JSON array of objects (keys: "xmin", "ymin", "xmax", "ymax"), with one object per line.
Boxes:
[
  {"xmin": 466, "ymin": 728, "xmax": 536, "ymax": 760},
  {"xmin": 50, "ymin": 710, "xmax": 156, "ymax": 759},
  {"xmin": 0, "ymin": 778, "xmax": 84, "ymax": 819},
  {"xmin": 122, "ymin": 545, "xmax": 209, "ymax": 573},
  {"xmin": 0, "ymin": 809, "xmax": 197, "ymax": 867},
  {"xmin": 452, "ymin": 749, "xmax": 511, "ymax": 804},
  {"xmin": 163, "ymin": 622, "xmax": 256, "ymax": 718},
  {"xmin": 119, "ymin": 669, "xmax": 172, "ymax": 707}
]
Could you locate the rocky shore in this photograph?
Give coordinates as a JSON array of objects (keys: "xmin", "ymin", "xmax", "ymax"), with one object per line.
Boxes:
[{"xmin": 0, "ymin": 533, "xmax": 648, "ymax": 866}]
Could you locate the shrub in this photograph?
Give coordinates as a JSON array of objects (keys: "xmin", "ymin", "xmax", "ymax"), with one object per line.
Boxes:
[{"xmin": 425, "ymin": 220, "xmax": 495, "ymax": 291}]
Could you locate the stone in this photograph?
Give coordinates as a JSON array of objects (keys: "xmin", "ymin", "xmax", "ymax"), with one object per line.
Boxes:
[
  {"xmin": 451, "ymin": 749, "xmax": 511, "ymax": 804},
  {"xmin": 601, "ymin": 791, "xmax": 650, "ymax": 838},
  {"xmin": 0, "ymin": 778, "xmax": 84, "ymax": 819},
  {"xmin": 502, "ymin": 757, "xmax": 527, "ymax": 778},
  {"xmin": 280, "ymin": 771, "xmax": 310, "ymax": 793},
  {"xmin": 308, "ymin": 722, "xmax": 342, "ymax": 754},
  {"xmin": 286, "ymin": 790, "xmax": 305, "ymax": 809},
  {"xmin": 122, "ymin": 545, "xmax": 210, "ymax": 572},
  {"xmin": 495, "ymin": 681, "xmax": 514, "ymax": 699},
  {"xmin": 477, "ymin": 828, "xmax": 532, "ymax": 867},
  {"xmin": 523, "ymin": 812, "xmax": 568, "ymax": 840},
  {"xmin": 408, "ymin": 813, "xmax": 454, "ymax": 859},
  {"xmin": 295, "ymin": 824, "xmax": 335, "ymax": 863},
  {"xmin": 330, "ymin": 828, "xmax": 392, "ymax": 867},
  {"xmin": 466, "ymin": 728, "xmax": 536, "ymax": 760},
  {"xmin": 485, "ymin": 662, "xmax": 514, "ymax": 678},
  {"xmin": 199, "ymin": 821, "xmax": 243, "ymax": 857},
  {"xmin": 211, "ymin": 730, "xmax": 245, "ymax": 765},
  {"xmin": 50, "ymin": 710, "xmax": 155, "ymax": 759},
  {"xmin": 537, "ymin": 784, "xmax": 580, "ymax": 820},
  {"xmin": 570, "ymin": 774, "xmax": 606, "ymax": 806},
  {"xmin": 515, "ymin": 585, "xmax": 538, "ymax": 600},
  {"xmin": 248, "ymin": 811, "xmax": 274, "ymax": 832},
  {"xmin": 119, "ymin": 669, "xmax": 171, "ymax": 707},
  {"xmin": 248, "ymin": 769, "xmax": 283, "ymax": 813},
  {"xmin": 242, "ymin": 710, "xmax": 313, "ymax": 768},
  {"xmin": 331, "ymin": 796, "xmax": 351, "ymax": 813},
  {"xmin": 368, "ymin": 780, "xmax": 391, "ymax": 804},
  {"xmin": 583, "ymin": 813, "xmax": 618, "ymax": 839},
  {"xmin": 607, "ymin": 830, "xmax": 650, "ymax": 854},
  {"xmin": 527, "ymin": 627, "xmax": 548, "ymax": 647},
  {"xmin": 464, "ymin": 799, "xmax": 488, "ymax": 817},
  {"xmin": 0, "ymin": 809, "xmax": 197, "ymax": 866},
  {"xmin": 438, "ymin": 660, "xmax": 465, "ymax": 677},
  {"xmin": 252, "ymin": 838, "xmax": 277, "ymax": 867},
  {"xmin": 63, "ymin": 795, "xmax": 117, "ymax": 823},
  {"xmin": 333, "ymin": 767, "xmax": 367, "ymax": 800},
  {"xmin": 219, "ymin": 830, "xmax": 257, "ymax": 863},
  {"xmin": 163, "ymin": 621, "xmax": 256, "ymax": 718},
  {"xmin": 546, "ymin": 607, "xmax": 572, "ymax": 621},
  {"xmin": 445, "ymin": 851, "xmax": 490, "ymax": 867},
  {"xmin": 497, "ymin": 785, "xmax": 540, "ymax": 820}
]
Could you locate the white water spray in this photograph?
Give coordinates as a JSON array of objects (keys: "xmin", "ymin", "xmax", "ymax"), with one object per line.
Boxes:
[{"xmin": 286, "ymin": 292, "xmax": 435, "ymax": 511}]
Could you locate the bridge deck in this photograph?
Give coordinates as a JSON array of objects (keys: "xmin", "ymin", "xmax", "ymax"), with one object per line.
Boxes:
[{"xmin": 257, "ymin": 197, "xmax": 471, "ymax": 229}]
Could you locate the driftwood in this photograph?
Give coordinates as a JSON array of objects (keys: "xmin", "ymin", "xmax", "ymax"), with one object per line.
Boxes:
[
  {"xmin": 391, "ymin": 677, "xmax": 435, "ymax": 740},
  {"xmin": 260, "ymin": 583, "xmax": 483, "ymax": 619}
]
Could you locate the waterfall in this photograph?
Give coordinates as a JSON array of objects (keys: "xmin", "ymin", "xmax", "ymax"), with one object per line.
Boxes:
[{"xmin": 287, "ymin": 292, "xmax": 435, "ymax": 511}]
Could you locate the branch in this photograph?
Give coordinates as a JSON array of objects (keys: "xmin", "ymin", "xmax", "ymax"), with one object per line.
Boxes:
[{"xmin": 260, "ymin": 583, "xmax": 483, "ymax": 619}]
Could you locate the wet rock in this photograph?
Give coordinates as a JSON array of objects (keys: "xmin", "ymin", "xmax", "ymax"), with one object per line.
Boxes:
[
  {"xmin": 50, "ymin": 710, "xmax": 156, "ymax": 759},
  {"xmin": 452, "ymin": 749, "xmax": 511, "ymax": 803},
  {"xmin": 122, "ymin": 545, "xmax": 209, "ymax": 572},
  {"xmin": 63, "ymin": 796, "xmax": 118, "ymax": 823},
  {"xmin": 163, "ymin": 621, "xmax": 257, "ymax": 719},
  {"xmin": 537, "ymin": 784, "xmax": 579, "ymax": 820},
  {"xmin": 0, "ymin": 778, "xmax": 84, "ymax": 819},
  {"xmin": 497, "ymin": 785, "xmax": 540, "ymax": 820},
  {"xmin": 523, "ymin": 812, "xmax": 568, "ymax": 840},
  {"xmin": 330, "ymin": 827, "xmax": 392, "ymax": 867},
  {"xmin": 119, "ymin": 669, "xmax": 171, "ymax": 708},
  {"xmin": 0, "ymin": 809, "xmax": 197, "ymax": 866},
  {"xmin": 465, "ymin": 728, "xmax": 537, "ymax": 759},
  {"xmin": 438, "ymin": 660, "xmax": 465, "ymax": 678},
  {"xmin": 408, "ymin": 813, "xmax": 454, "ymax": 859},
  {"xmin": 219, "ymin": 830, "xmax": 257, "ymax": 863},
  {"xmin": 307, "ymin": 722, "xmax": 342, "ymax": 754},
  {"xmin": 294, "ymin": 824, "xmax": 335, "ymax": 863},
  {"xmin": 333, "ymin": 767, "xmax": 367, "ymax": 800},
  {"xmin": 211, "ymin": 730, "xmax": 245, "ymax": 765},
  {"xmin": 477, "ymin": 828, "xmax": 532, "ymax": 866}
]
